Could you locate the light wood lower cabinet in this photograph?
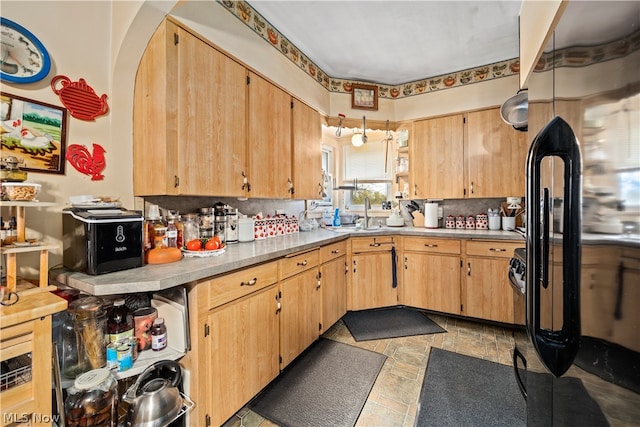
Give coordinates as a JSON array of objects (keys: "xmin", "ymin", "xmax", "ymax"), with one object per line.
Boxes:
[
  {"xmin": 204, "ymin": 285, "xmax": 280, "ymax": 427},
  {"xmin": 462, "ymin": 240, "xmax": 524, "ymax": 324},
  {"xmin": 350, "ymin": 236, "xmax": 399, "ymax": 310},
  {"xmin": 401, "ymin": 237, "xmax": 462, "ymax": 314},
  {"xmin": 279, "ymin": 249, "xmax": 320, "ymax": 368},
  {"xmin": 319, "ymin": 241, "xmax": 348, "ymax": 333},
  {"xmin": 1, "ymin": 292, "xmax": 67, "ymax": 427},
  {"xmin": 189, "ymin": 261, "xmax": 280, "ymax": 426}
]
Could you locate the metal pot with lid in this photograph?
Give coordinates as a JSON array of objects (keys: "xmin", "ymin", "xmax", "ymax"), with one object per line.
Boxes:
[{"xmin": 123, "ymin": 360, "xmax": 193, "ymax": 427}]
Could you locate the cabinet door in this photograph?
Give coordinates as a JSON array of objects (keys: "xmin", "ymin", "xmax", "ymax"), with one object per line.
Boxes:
[
  {"xmin": 411, "ymin": 114, "xmax": 465, "ymax": 199},
  {"xmin": 280, "ymin": 268, "xmax": 321, "ymax": 367},
  {"xmin": 292, "ymin": 99, "xmax": 322, "ymax": 200},
  {"xmin": 320, "ymin": 255, "xmax": 347, "ymax": 333},
  {"xmin": 351, "ymin": 252, "xmax": 398, "ymax": 310},
  {"xmin": 205, "ymin": 285, "xmax": 279, "ymax": 426},
  {"xmin": 463, "ymin": 257, "xmax": 514, "ymax": 323},
  {"xmin": 466, "ymin": 108, "xmax": 529, "ymax": 198},
  {"xmin": 134, "ymin": 21, "xmax": 247, "ymax": 196},
  {"xmin": 248, "ymin": 72, "xmax": 292, "ymax": 198},
  {"xmin": 402, "ymin": 252, "xmax": 461, "ymax": 314}
]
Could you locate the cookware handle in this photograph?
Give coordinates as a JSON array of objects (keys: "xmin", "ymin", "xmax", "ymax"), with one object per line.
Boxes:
[
  {"xmin": 132, "ymin": 360, "xmax": 182, "ymax": 396},
  {"xmin": 526, "ymin": 116, "xmax": 581, "ymax": 378}
]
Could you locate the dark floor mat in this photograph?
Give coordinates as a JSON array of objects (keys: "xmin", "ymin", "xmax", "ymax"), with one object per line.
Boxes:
[
  {"xmin": 342, "ymin": 306, "xmax": 446, "ymax": 342},
  {"xmin": 416, "ymin": 348, "xmax": 526, "ymax": 427},
  {"xmin": 249, "ymin": 338, "xmax": 386, "ymax": 427}
]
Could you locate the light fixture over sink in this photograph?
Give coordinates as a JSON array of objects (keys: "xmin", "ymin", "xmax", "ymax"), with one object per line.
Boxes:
[{"xmin": 351, "ymin": 131, "xmax": 364, "ymax": 147}]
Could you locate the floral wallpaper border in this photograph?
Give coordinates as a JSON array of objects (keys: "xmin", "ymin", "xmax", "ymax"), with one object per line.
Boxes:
[{"xmin": 220, "ymin": 0, "xmax": 640, "ymax": 100}]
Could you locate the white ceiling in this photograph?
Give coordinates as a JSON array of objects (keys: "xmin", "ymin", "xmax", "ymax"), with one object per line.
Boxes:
[{"xmin": 246, "ymin": 0, "xmax": 524, "ymax": 85}]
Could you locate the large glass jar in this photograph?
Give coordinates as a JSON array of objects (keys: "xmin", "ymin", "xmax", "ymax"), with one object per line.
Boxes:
[
  {"xmin": 64, "ymin": 368, "xmax": 118, "ymax": 427},
  {"xmin": 62, "ymin": 296, "xmax": 107, "ymax": 379},
  {"xmin": 182, "ymin": 213, "xmax": 200, "ymax": 247}
]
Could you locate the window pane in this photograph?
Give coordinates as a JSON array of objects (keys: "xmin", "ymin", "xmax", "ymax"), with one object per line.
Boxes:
[{"xmin": 348, "ymin": 182, "xmax": 390, "ymax": 207}]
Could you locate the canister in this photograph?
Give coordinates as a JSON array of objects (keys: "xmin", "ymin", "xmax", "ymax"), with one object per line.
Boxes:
[
  {"xmin": 214, "ymin": 203, "xmax": 227, "ymax": 244},
  {"xmin": 225, "ymin": 208, "xmax": 238, "ymax": 243},
  {"xmin": 466, "ymin": 215, "xmax": 476, "ymax": 229},
  {"xmin": 238, "ymin": 216, "xmax": 255, "ymax": 242}
]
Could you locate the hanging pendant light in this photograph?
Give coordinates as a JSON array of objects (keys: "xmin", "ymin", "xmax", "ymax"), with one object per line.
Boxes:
[
  {"xmin": 351, "ymin": 116, "xmax": 367, "ymax": 147},
  {"xmin": 351, "ymin": 131, "xmax": 364, "ymax": 147}
]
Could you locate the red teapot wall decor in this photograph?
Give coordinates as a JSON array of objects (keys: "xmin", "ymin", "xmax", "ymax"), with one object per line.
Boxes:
[
  {"xmin": 66, "ymin": 143, "xmax": 106, "ymax": 181},
  {"xmin": 51, "ymin": 75, "xmax": 109, "ymax": 121}
]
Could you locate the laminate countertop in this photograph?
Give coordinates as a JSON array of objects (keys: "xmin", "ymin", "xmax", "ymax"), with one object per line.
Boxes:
[{"xmin": 49, "ymin": 226, "xmax": 525, "ymax": 296}]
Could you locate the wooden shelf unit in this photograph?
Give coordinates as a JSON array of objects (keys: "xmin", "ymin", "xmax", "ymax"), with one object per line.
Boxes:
[{"xmin": 0, "ymin": 201, "xmax": 57, "ymax": 293}]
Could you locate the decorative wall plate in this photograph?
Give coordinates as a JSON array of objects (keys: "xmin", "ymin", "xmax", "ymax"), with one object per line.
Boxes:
[{"xmin": 0, "ymin": 18, "xmax": 51, "ymax": 83}]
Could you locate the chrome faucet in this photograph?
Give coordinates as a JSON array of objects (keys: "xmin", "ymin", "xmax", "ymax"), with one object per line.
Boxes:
[{"xmin": 363, "ymin": 197, "xmax": 371, "ymax": 229}]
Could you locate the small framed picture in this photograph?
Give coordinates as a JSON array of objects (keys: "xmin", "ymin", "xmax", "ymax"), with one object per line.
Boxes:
[
  {"xmin": 1, "ymin": 92, "xmax": 67, "ymax": 174},
  {"xmin": 351, "ymin": 83, "xmax": 378, "ymax": 111}
]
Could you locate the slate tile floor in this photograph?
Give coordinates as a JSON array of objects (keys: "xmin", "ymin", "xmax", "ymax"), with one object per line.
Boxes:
[{"xmin": 222, "ymin": 314, "xmax": 519, "ymax": 427}]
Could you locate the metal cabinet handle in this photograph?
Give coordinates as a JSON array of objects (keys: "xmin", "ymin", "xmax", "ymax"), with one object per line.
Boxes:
[
  {"xmin": 425, "ymin": 243, "xmax": 438, "ymax": 248},
  {"xmin": 297, "ymin": 260, "xmax": 308, "ymax": 266},
  {"xmin": 240, "ymin": 277, "xmax": 257, "ymax": 286},
  {"xmin": 331, "ymin": 249, "xmax": 340, "ymax": 254},
  {"xmin": 242, "ymin": 171, "xmax": 251, "ymax": 192},
  {"xmin": 490, "ymin": 248, "xmax": 506, "ymax": 252},
  {"xmin": 467, "ymin": 262, "xmax": 471, "ymax": 276},
  {"xmin": 369, "ymin": 243, "xmax": 381, "ymax": 247},
  {"xmin": 404, "ymin": 256, "xmax": 408, "ymax": 270},
  {"xmin": 470, "ymin": 181, "xmax": 474, "ymax": 194}
]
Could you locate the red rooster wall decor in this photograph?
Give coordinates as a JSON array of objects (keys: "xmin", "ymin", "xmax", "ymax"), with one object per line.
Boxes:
[{"xmin": 66, "ymin": 143, "xmax": 106, "ymax": 181}]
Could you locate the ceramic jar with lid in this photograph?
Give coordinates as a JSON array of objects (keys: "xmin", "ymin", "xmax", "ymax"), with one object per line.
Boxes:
[
  {"xmin": 475, "ymin": 213, "xmax": 488, "ymax": 229},
  {"xmin": 466, "ymin": 215, "xmax": 476, "ymax": 229},
  {"xmin": 445, "ymin": 215, "xmax": 456, "ymax": 229},
  {"xmin": 64, "ymin": 368, "xmax": 118, "ymax": 427},
  {"xmin": 455, "ymin": 215, "xmax": 465, "ymax": 229}
]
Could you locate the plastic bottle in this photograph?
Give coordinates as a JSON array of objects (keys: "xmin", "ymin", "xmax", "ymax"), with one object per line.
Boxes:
[
  {"xmin": 144, "ymin": 204, "xmax": 164, "ymax": 258},
  {"xmin": 151, "ymin": 317, "xmax": 168, "ymax": 351},
  {"xmin": 333, "ymin": 208, "xmax": 341, "ymax": 227},
  {"xmin": 107, "ymin": 298, "xmax": 134, "ymax": 344},
  {"xmin": 166, "ymin": 213, "xmax": 178, "ymax": 248}
]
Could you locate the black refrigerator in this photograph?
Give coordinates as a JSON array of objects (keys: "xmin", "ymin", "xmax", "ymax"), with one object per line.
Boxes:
[{"xmin": 513, "ymin": 1, "xmax": 640, "ymax": 426}]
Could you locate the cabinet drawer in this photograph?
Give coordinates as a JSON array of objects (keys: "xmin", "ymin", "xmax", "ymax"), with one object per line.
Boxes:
[
  {"xmin": 279, "ymin": 249, "xmax": 319, "ymax": 280},
  {"xmin": 202, "ymin": 261, "xmax": 278, "ymax": 310},
  {"xmin": 404, "ymin": 237, "xmax": 460, "ymax": 254},
  {"xmin": 320, "ymin": 241, "xmax": 347, "ymax": 263},
  {"xmin": 351, "ymin": 236, "xmax": 398, "ymax": 253},
  {"xmin": 465, "ymin": 240, "xmax": 523, "ymax": 258}
]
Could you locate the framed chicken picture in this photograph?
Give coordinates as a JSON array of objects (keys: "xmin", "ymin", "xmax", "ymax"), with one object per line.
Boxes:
[{"xmin": 0, "ymin": 92, "xmax": 67, "ymax": 174}]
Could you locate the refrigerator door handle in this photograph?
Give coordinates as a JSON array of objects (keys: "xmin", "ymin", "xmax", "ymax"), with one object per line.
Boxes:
[
  {"xmin": 512, "ymin": 347, "xmax": 527, "ymax": 400},
  {"xmin": 526, "ymin": 116, "xmax": 582, "ymax": 377}
]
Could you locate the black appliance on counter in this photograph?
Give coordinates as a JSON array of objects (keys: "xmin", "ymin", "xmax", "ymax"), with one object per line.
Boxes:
[
  {"xmin": 513, "ymin": 2, "xmax": 640, "ymax": 425},
  {"xmin": 63, "ymin": 207, "xmax": 144, "ymax": 275}
]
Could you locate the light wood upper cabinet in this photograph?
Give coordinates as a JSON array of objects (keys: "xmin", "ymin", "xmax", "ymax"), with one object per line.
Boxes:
[
  {"xmin": 291, "ymin": 99, "xmax": 322, "ymax": 200},
  {"xmin": 466, "ymin": 108, "xmax": 529, "ymax": 198},
  {"xmin": 133, "ymin": 20, "xmax": 247, "ymax": 197},
  {"xmin": 411, "ymin": 114, "xmax": 465, "ymax": 199},
  {"xmin": 247, "ymin": 72, "xmax": 292, "ymax": 198}
]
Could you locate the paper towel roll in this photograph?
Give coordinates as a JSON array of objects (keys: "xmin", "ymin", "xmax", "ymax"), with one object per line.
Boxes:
[{"xmin": 424, "ymin": 203, "xmax": 439, "ymax": 228}]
